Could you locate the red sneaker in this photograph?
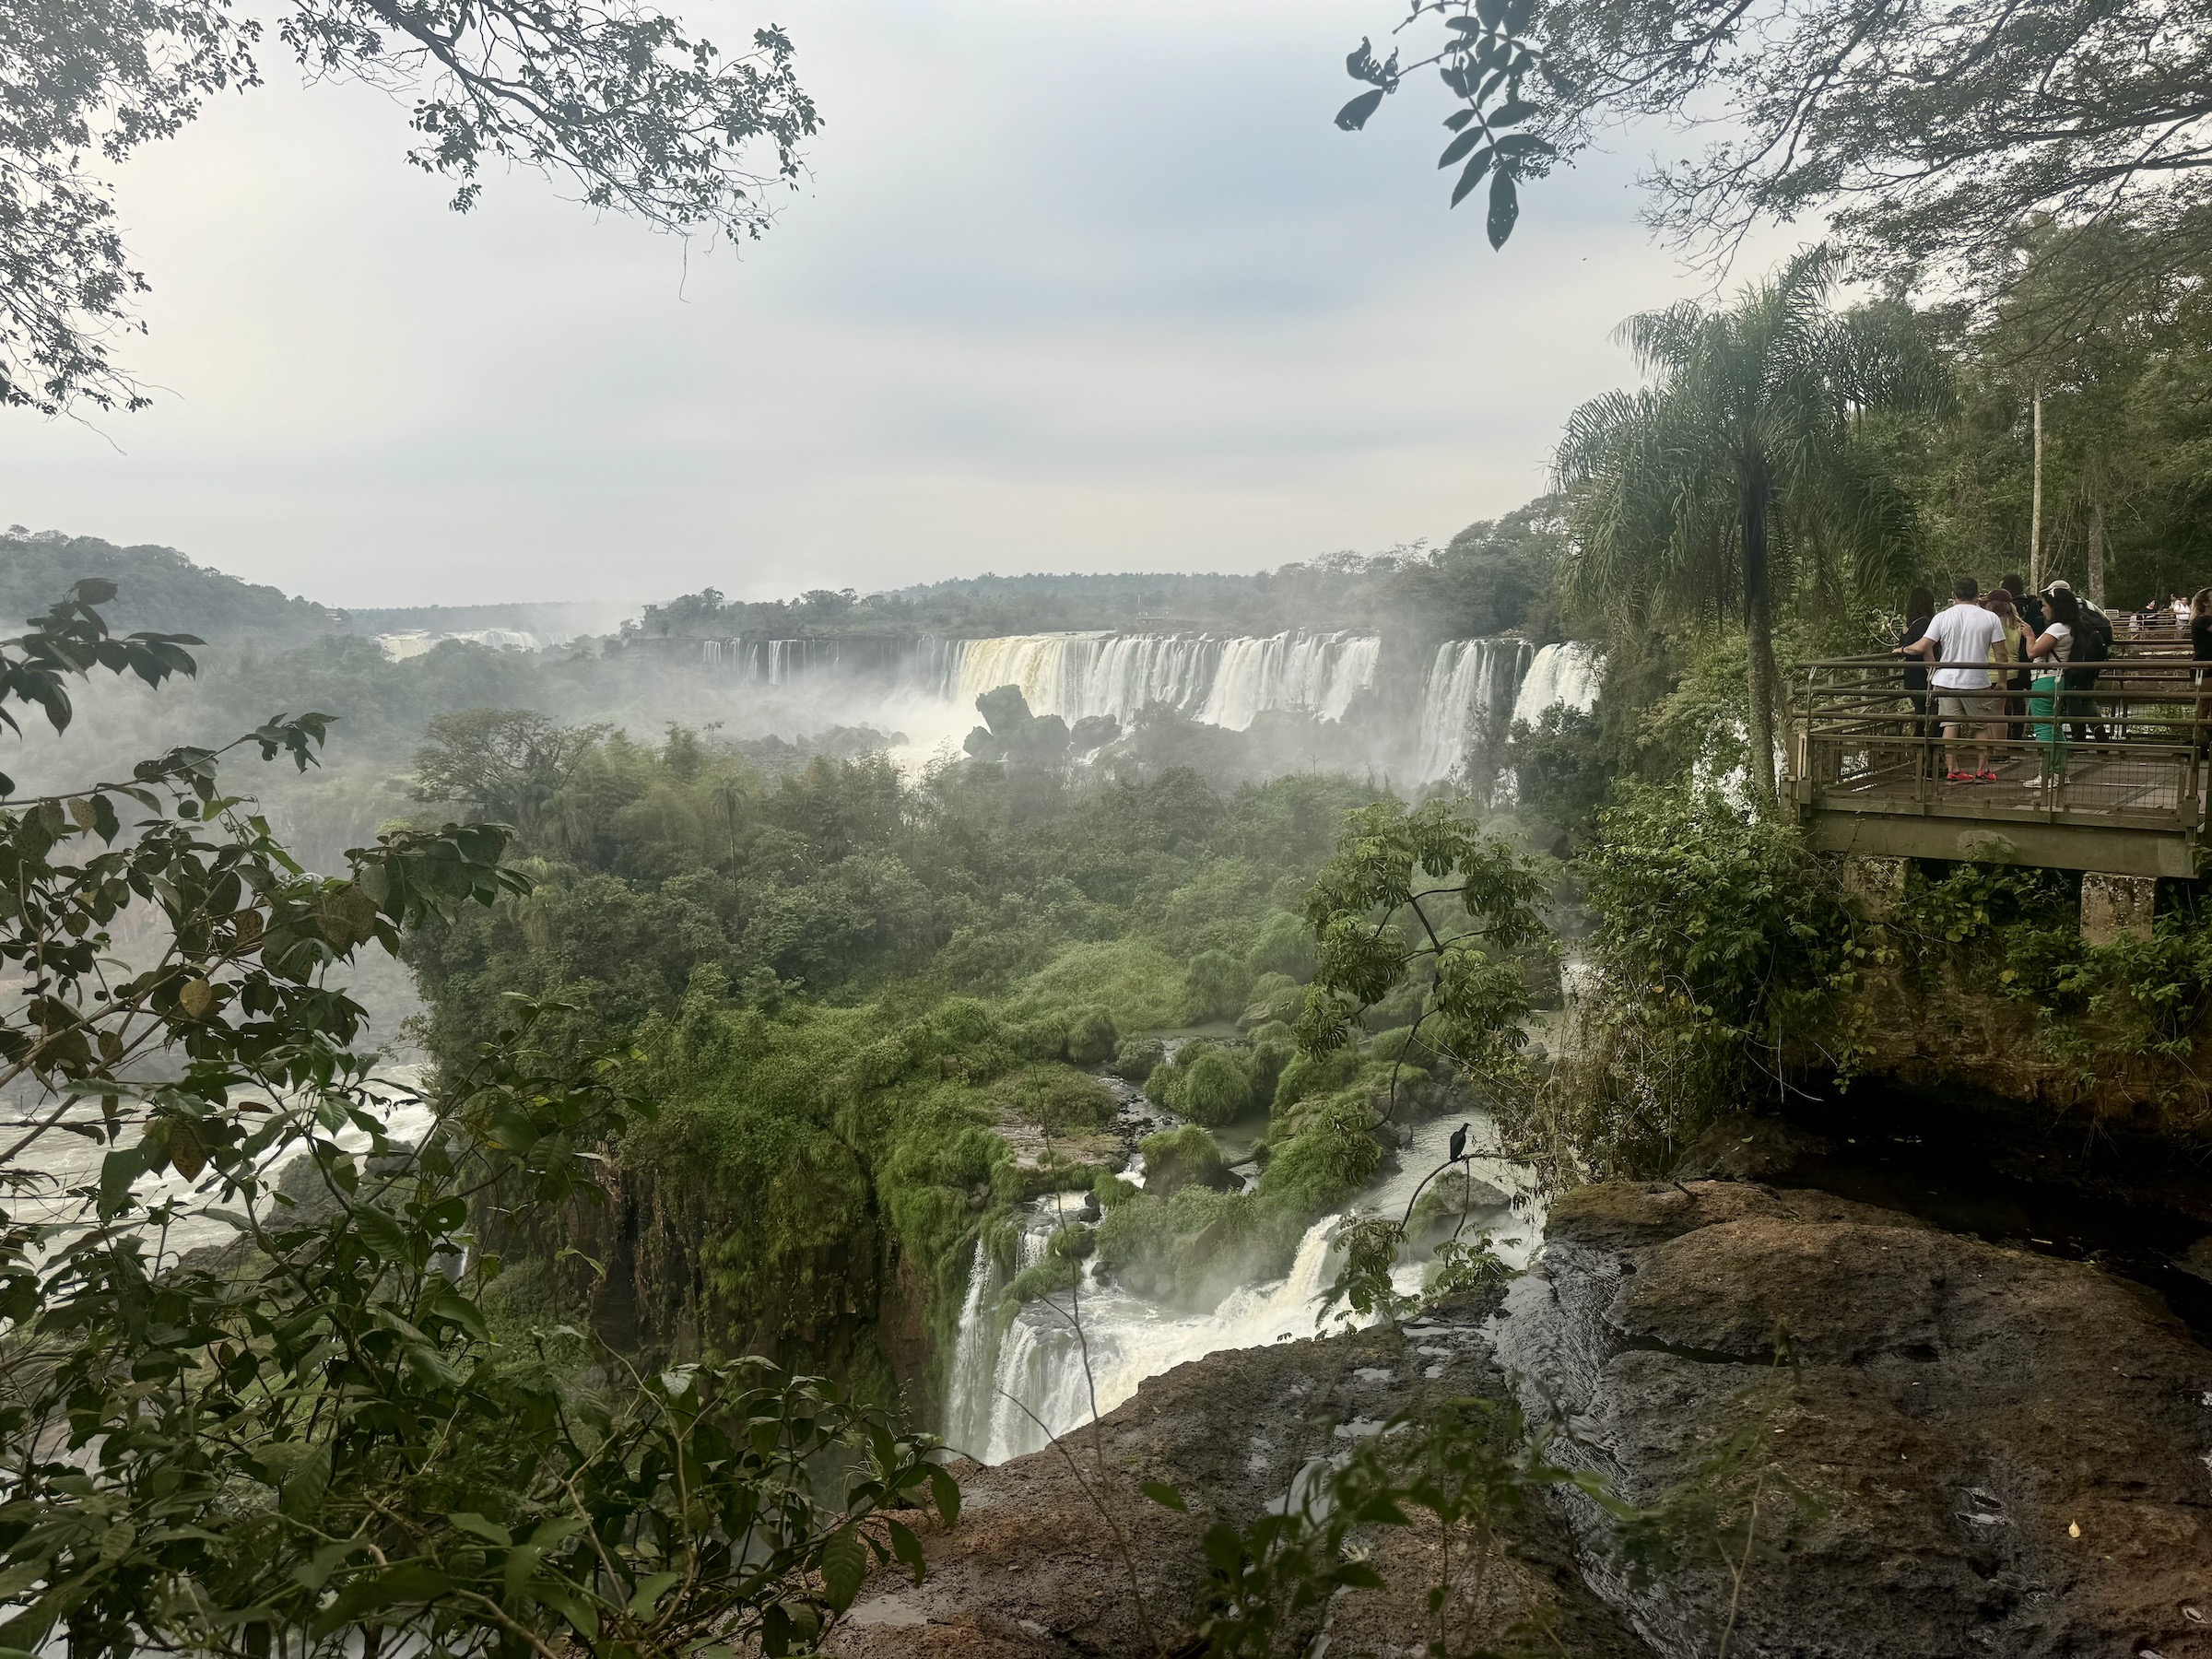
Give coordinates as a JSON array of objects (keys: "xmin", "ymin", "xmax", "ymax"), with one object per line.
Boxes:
[{"xmin": 1975, "ymin": 771, "xmax": 1999, "ymax": 782}]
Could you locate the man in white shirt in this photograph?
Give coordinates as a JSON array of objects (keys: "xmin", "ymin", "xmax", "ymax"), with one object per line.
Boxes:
[{"xmin": 1897, "ymin": 576, "xmax": 2009, "ymax": 781}]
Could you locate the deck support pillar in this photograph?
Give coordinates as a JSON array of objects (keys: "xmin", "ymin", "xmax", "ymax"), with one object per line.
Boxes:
[
  {"xmin": 2081, "ymin": 873, "xmax": 2157, "ymax": 946},
  {"xmin": 1841, "ymin": 853, "xmax": 1908, "ymax": 919}
]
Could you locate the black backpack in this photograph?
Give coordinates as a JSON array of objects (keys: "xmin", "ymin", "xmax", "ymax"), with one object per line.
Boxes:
[{"xmin": 2075, "ymin": 616, "xmax": 2112, "ymax": 663}]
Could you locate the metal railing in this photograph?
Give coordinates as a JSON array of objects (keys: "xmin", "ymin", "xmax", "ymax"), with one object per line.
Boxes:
[{"xmin": 1791, "ymin": 649, "xmax": 2209, "ymax": 835}]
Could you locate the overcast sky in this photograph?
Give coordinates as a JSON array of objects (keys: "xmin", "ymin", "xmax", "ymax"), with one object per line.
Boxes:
[{"xmin": 0, "ymin": 0, "xmax": 1795, "ymax": 609}]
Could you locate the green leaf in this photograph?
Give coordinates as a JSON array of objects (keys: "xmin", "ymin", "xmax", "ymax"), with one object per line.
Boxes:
[
  {"xmin": 311, "ymin": 1564, "xmax": 458, "ymax": 1636},
  {"xmin": 96, "ymin": 1145, "xmax": 144, "ymax": 1218},
  {"xmin": 818, "ymin": 1526, "xmax": 867, "ymax": 1613},
  {"xmin": 1450, "ymin": 149, "xmax": 1495, "ymax": 208},
  {"xmin": 925, "ymin": 1463, "xmax": 962, "ymax": 1526},
  {"xmin": 1488, "ymin": 97, "xmax": 1536, "ymax": 126},
  {"xmin": 1438, "ymin": 126, "xmax": 1488, "ymax": 169},
  {"xmin": 1487, "ymin": 168, "xmax": 1520, "ymax": 249},
  {"xmin": 447, "ymin": 1512, "xmax": 513, "ymax": 1547},
  {"xmin": 1335, "ymin": 88, "xmax": 1386, "ymax": 131},
  {"xmin": 885, "ymin": 1519, "xmax": 926, "ymax": 1586},
  {"xmin": 626, "ymin": 1570, "xmax": 681, "ymax": 1618},
  {"xmin": 1140, "ymin": 1481, "xmax": 1186, "ymax": 1512},
  {"xmin": 278, "ymin": 1442, "xmax": 332, "ymax": 1521},
  {"xmin": 352, "ymin": 1205, "xmax": 409, "ymax": 1260},
  {"xmin": 1201, "ymin": 1524, "xmax": 1245, "ymax": 1575}
]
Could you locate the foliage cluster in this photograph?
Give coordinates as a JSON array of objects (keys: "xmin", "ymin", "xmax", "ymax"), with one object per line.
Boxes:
[
  {"xmin": 0, "ymin": 583, "xmax": 950, "ymax": 1659},
  {"xmin": 392, "ymin": 711, "xmax": 1391, "ymax": 1372}
]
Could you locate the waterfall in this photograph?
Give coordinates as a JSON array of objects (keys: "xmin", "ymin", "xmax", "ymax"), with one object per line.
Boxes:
[
  {"xmin": 1411, "ymin": 638, "xmax": 1533, "ymax": 786},
  {"xmin": 973, "ymin": 1210, "xmax": 1350, "ymax": 1465},
  {"xmin": 924, "ymin": 630, "xmax": 1380, "ymax": 731},
  {"xmin": 952, "ymin": 1115, "xmax": 1544, "ymax": 1465},
  {"xmin": 942, "ymin": 1235, "xmax": 1009, "ymax": 1461},
  {"xmin": 1509, "ymin": 642, "xmax": 1604, "ymax": 727},
  {"xmin": 700, "ymin": 639, "xmax": 840, "ymax": 683}
]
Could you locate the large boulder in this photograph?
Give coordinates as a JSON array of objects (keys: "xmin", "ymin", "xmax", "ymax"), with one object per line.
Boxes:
[
  {"xmin": 1494, "ymin": 1181, "xmax": 2212, "ymax": 1659},
  {"xmin": 826, "ymin": 1289, "xmax": 1657, "ymax": 1657}
]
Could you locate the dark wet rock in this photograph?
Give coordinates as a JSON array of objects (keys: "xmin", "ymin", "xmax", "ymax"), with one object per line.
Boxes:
[
  {"xmin": 1494, "ymin": 1180, "xmax": 2212, "ymax": 1659},
  {"xmin": 2182, "ymin": 1234, "xmax": 2212, "ymax": 1285},
  {"xmin": 826, "ymin": 1290, "xmax": 1658, "ymax": 1658},
  {"xmin": 1671, "ymin": 1115, "xmax": 1834, "ymax": 1183}
]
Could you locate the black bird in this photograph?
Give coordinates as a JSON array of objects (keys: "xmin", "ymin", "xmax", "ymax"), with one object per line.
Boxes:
[{"xmin": 1448, "ymin": 1122, "xmax": 1469, "ymax": 1163}]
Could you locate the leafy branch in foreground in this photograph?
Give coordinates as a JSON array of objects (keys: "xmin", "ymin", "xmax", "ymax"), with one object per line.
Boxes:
[
  {"xmin": 1344, "ymin": 0, "xmax": 2212, "ymax": 304},
  {"xmin": 1334, "ymin": 0, "xmax": 1556, "ymax": 249},
  {"xmin": 0, "ymin": 581, "xmax": 954, "ymax": 1659},
  {"xmin": 4, "ymin": 0, "xmax": 818, "ymax": 415},
  {"xmin": 1296, "ymin": 796, "xmax": 1552, "ymax": 1122}
]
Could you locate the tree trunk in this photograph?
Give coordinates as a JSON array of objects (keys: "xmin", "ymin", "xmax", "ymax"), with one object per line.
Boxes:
[
  {"xmin": 1742, "ymin": 465, "xmax": 1781, "ymax": 808},
  {"xmin": 2088, "ymin": 495, "xmax": 2107, "ymax": 607},
  {"xmin": 2029, "ymin": 382, "xmax": 2045, "ymax": 592}
]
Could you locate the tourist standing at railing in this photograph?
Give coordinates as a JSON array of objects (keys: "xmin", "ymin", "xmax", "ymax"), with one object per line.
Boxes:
[
  {"xmin": 2024, "ymin": 589, "xmax": 2079, "ymax": 791},
  {"xmin": 1900, "ymin": 586, "xmax": 1935, "ymax": 739},
  {"xmin": 2192, "ymin": 589, "xmax": 2212, "ymax": 757},
  {"xmin": 1897, "ymin": 576, "xmax": 2008, "ymax": 782},
  {"xmin": 1984, "ymin": 586, "xmax": 2030, "ymax": 742},
  {"xmin": 2051, "ymin": 580, "xmax": 2113, "ymax": 743}
]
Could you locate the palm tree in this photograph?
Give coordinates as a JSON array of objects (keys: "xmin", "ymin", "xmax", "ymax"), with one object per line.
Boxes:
[{"xmin": 1556, "ymin": 250, "xmax": 1947, "ymax": 805}]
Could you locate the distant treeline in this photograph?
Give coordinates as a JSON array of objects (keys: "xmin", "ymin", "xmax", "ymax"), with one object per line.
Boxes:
[{"xmin": 634, "ymin": 500, "xmax": 1564, "ymax": 645}]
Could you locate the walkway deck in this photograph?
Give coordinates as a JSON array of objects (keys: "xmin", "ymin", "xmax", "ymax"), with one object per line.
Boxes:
[{"xmin": 1788, "ymin": 651, "xmax": 2208, "ymax": 877}]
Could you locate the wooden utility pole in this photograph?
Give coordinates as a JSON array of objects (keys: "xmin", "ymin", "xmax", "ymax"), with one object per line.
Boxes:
[
  {"xmin": 2029, "ymin": 383, "xmax": 2045, "ymax": 593},
  {"xmin": 2088, "ymin": 496, "xmax": 2107, "ymax": 607}
]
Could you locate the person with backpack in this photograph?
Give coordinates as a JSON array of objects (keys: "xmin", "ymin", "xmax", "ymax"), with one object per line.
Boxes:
[
  {"xmin": 2050, "ymin": 580, "xmax": 2112, "ymax": 744},
  {"xmin": 2024, "ymin": 588, "xmax": 2081, "ymax": 793}
]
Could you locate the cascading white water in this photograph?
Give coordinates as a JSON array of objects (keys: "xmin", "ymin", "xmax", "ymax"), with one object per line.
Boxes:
[
  {"xmin": 941, "ymin": 1235, "xmax": 1011, "ymax": 1461},
  {"xmin": 925, "ymin": 630, "xmax": 1380, "ymax": 732},
  {"xmin": 1509, "ymin": 642, "xmax": 1604, "ymax": 728},
  {"xmin": 943, "ymin": 1114, "xmax": 1542, "ymax": 1465},
  {"xmin": 1411, "ymin": 638, "xmax": 1533, "ymax": 785}
]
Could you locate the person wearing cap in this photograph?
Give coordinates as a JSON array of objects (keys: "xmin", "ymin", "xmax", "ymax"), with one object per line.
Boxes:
[
  {"xmin": 2048, "ymin": 579, "xmax": 2113, "ymax": 743},
  {"xmin": 1897, "ymin": 576, "xmax": 2007, "ymax": 782}
]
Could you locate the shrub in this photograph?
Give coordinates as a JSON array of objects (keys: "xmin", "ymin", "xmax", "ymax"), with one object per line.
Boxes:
[
  {"xmin": 1110, "ymin": 1034, "xmax": 1165, "ymax": 1082},
  {"xmin": 1240, "ymin": 971, "xmax": 1304, "ymax": 1029},
  {"xmin": 994, "ymin": 1065, "xmax": 1117, "ymax": 1133},
  {"xmin": 1187, "ymin": 947, "xmax": 1253, "ymax": 1021},
  {"xmin": 1259, "ymin": 1092, "xmax": 1383, "ymax": 1212},
  {"xmin": 1138, "ymin": 1124, "xmax": 1231, "ymax": 1197},
  {"xmin": 1273, "ymin": 1044, "xmax": 1360, "ymax": 1114},
  {"xmin": 1017, "ymin": 939, "xmax": 1197, "ymax": 1031},
  {"xmin": 1065, "ymin": 1004, "xmax": 1119, "ymax": 1065}
]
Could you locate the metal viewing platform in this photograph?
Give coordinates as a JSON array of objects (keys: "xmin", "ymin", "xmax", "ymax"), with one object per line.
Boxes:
[{"xmin": 1788, "ymin": 646, "xmax": 2209, "ymax": 877}]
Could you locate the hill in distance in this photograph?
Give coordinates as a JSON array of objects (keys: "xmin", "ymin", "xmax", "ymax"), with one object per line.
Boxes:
[{"xmin": 3, "ymin": 529, "xmax": 345, "ymax": 647}]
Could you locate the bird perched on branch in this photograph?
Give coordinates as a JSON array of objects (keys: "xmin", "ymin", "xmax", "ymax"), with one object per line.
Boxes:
[{"xmin": 1449, "ymin": 1122, "xmax": 1469, "ymax": 1163}]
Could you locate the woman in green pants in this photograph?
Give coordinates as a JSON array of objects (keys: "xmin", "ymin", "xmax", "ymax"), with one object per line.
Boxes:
[{"xmin": 2023, "ymin": 588, "xmax": 2081, "ymax": 794}]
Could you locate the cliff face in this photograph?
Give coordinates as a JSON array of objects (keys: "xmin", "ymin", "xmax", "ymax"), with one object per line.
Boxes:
[
  {"xmin": 1497, "ymin": 1181, "xmax": 2212, "ymax": 1658},
  {"xmin": 827, "ymin": 1180, "xmax": 2212, "ymax": 1658},
  {"xmin": 1809, "ymin": 948, "xmax": 2212, "ymax": 1171}
]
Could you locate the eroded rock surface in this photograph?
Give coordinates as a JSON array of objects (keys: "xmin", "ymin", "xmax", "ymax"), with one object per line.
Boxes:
[
  {"xmin": 827, "ymin": 1291, "xmax": 1657, "ymax": 1658},
  {"xmin": 1495, "ymin": 1180, "xmax": 2212, "ymax": 1659}
]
